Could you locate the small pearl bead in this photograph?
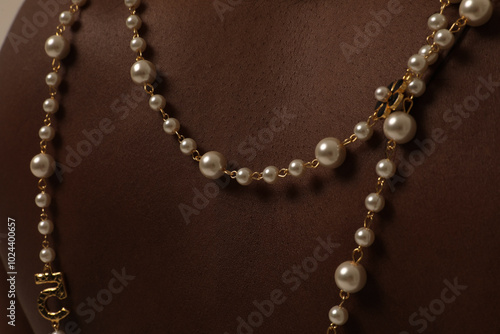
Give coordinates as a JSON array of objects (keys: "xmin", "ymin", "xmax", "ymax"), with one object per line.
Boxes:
[
  {"xmin": 163, "ymin": 118, "xmax": 180, "ymax": 135},
  {"xmin": 355, "ymin": 227, "xmax": 375, "ymax": 247},
  {"xmin": 334, "ymin": 261, "xmax": 367, "ymax": 293},
  {"xmin": 38, "ymin": 220, "xmax": 54, "ymax": 235},
  {"xmin": 236, "ymin": 168, "xmax": 253, "ymax": 186},
  {"xmin": 428, "ymin": 13, "xmax": 447, "ymax": 30},
  {"xmin": 149, "ymin": 95, "xmax": 166, "ymax": 111},
  {"xmin": 130, "ymin": 60, "xmax": 156, "ymax": 85},
  {"xmin": 365, "ymin": 193, "xmax": 385, "ymax": 212},
  {"xmin": 179, "ymin": 138, "xmax": 196, "ymax": 155},
  {"xmin": 374, "ymin": 86, "xmax": 391, "ymax": 102},
  {"xmin": 199, "ymin": 151, "xmax": 227, "ymax": 179},
  {"xmin": 124, "ymin": 0, "xmax": 141, "ymax": 9},
  {"xmin": 434, "ymin": 29, "xmax": 455, "ymax": 50},
  {"xmin": 39, "ymin": 247, "xmax": 56, "ymax": 263},
  {"xmin": 460, "ymin": 0, "xmax": 493, "ymax": 26},
  {"xmin": 383, "ymin": 111, "xmax": 417, "ymax": 144},
  {"xmin": 130, "ymin": 37, "xmax": 147, "ymax": 52},
  {"xmin": 315, "ymin": 137, "xmax": 346, "ymax": 168},
  {"xmin": 376, "ymin": 159, "xmax": 396, "ymax": 178},
  {"xmin": 262, "ymin": 166, "xmax": 279, "ymax": 184},
  {"xmin": 30, "ymin": 153, "xmax": 56, "ymax": 178},
  {"xmin": 126, "ymin": 15, "xmax": 142, "ymax": 30},
  {"xmin": 35, "ymin": 193, "xmax": 51, "ymax": 208},
  {"xmin": 43, "ymin": 98, "xmax": 59, "ymax": 114},
  {"xmin": 288, "ymin": 159, "xmax": 305, "ymax": 177},
  {"xmin": 407, "ymin": 78, "xmax": 426, "ymax": 97},
  {"xmin": 39, "ymin": 126, "xmax": 55, "ymax": 141},
  {"xmin": 72, "ymin": 0, "xmax": 87, "ymax": 5},
  {"xmin": 59, "ymin": 11, "xmax": 75, "ymax": 26},
  {"xmin": 45, "ymin": 35, "xmax": 70, "ymax": 59},
  {"xmin": 418, "ymin": 45, "xmax": 438, "ymax": 65},
  {"xmin": 408, "ymin": 54, "xmax": 428, "ymax": 74},
  {"xmin": 354, "ymin": 122, "xmax": 373, "ymax": 141},
  {"xmin": 328, "ymin": 306, "xmax": 349, "ymax": 325},
  {"xmin": 45, "ymin": 72, "xmax": 62, "ymax": 88}
]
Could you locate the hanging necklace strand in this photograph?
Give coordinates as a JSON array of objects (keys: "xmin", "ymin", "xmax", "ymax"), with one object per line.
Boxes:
[{"xmin": 29, "ymin": 0, "xmax": 493, "ymax": 332}]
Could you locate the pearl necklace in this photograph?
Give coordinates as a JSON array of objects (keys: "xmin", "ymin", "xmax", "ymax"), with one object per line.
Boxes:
[{"xmin": 29, "ymin": 0, "xmax": 493, "ymax": 332}]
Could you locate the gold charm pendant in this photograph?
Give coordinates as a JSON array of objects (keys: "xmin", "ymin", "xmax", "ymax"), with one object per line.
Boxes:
[{"xmin": 34, "ymin": 268, "xmax": 70, "ymax": 326}]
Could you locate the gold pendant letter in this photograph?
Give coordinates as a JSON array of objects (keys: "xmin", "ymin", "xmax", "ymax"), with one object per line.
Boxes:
[{"xmin": 34, "ymin": 271, "xmax": 70, "ymax": 322}]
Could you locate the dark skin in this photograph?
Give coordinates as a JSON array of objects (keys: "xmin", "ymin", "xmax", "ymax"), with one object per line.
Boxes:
[{"xmin": 1, "ymin": 0, "xmax": 499, "ymax": 333}]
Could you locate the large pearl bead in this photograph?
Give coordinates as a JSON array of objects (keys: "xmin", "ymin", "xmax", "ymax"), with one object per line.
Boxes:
[
  {"xmin": 334, "ymin": 261, "xmax": 367, "ymax": 293},
  {"xmin": 130, "ymin": 60, "xmax": 156, "ymax": 85},
  {"xmin": 328, "ymin": 306, "xmax": 349, "ymax": 325},
  {"xmin": 383, "ymin": 111, "xmax": 417, "ymax": 144},
  {"xmin": 288, "ymin": 159, "xmax": 305, "ymax": 177},
  {"xmin": 199, "ymin": 151, "xmax": 227, "ymax": 179},
  {"xmin": 45, "ymin": 35, "xmax": 70, "ymax": 59},
  {"xmin": 460, "ymin": 0, "xmax": 493, "ymax": 26},
  {"xmin": 236, "ymin": 168, "xmax": 253, "ymax": 186},
  {"xmin": 39, "ymin": 247, "xmax": 56, "ymax": 263},
  {"xmin": 315, "ymin": 137, "xmax": 346, "ymax": 168},
  {"xmin": 355, "ymin": 228, "xmax": 375, "ymax": 247},
  {"xmin": 365, "ymin": 193, "xmax": 385, "ymax": 212},
  {"xmin": 30, "ymin": 153, "xmax": 56, "ymax": 178}
]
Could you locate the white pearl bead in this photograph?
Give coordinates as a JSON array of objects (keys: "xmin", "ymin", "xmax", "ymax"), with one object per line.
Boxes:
[
  {"xmin": 374, "ymin": 86, "xmax": 391, "ymax": 102},
  {"xmin": 30, "ymin": 153, "xmax": 56, "ymax": 178},
  {"xmin": 354, "ymin": 122, "xmax": 373, "ymax": 141},
  {"xmin": 43, "ymin": 98, "xmax": 59, "ymax": 114},
  {"xmin": 35, "ymin": 193, "xmax": 51, "ymax": 208},
  {"xmin": 39, "ymin": 247, "xmax": 56, "ymax": 263},
  {"xmin": 149, "ymin": 94, "xmax": 166, "ymax": 111},
  {"xmin": 130, "ymin": 60, "xmax": 156, "ymax": 85},
  {"xmin": 434, "ymin": 29, "xmax": 455, "ymax": 50},
  {"xmin": 315, "ymin": 137, "xmax": 346, "ymax": 168},
  {"xmin": 163, "ymin": 118, "xmax": 180, "ymax": 135},
  {"xmin": 39, "ymin": 126, "xmax": 55, "ymax": 141},
  {"xmin": 45, "ymin": 72, "xmax": 62, "ymax": 88},
  {"xmin": 236, "ymin": 168, "xmax": 253, "ymax": 186},
  {"xmin": 407, "ymin": 78, "xmax": 426, "ymax": 97},
  {"xmin": 418, "ymin": 45, "xmax": 438, "ymax": 65},
  {"xmin": 45, "ymin": 35, "xmax": 70, "ymax": 59},
  {"xmin": 328, "ymin": 306, "xmax": 349, "ymax": 325},
  {"xmin": 460, "ymin": 0, "xmax": 493, "ymax": 26},
  {"xmin": 51, "ymin": 331, "xmax": 65, "ymax": 334},
  {"xmin": 199, "ymin": 151, "xmax": 227, "ymax": 179},
  {"xmin": 124, "ymin": 0, "xmax": 141, "ymax": 9},
  {"xmin": 126, "ymin": 15, "xmax": 142, "ymax": 30},
  {"xmin": 288, "ymin": 159, "xmax": 305, "ymax": 177},
  {"xmin": 383, "ymin": 111, "xmax": 417, "ymax": 144},
  {"xmin": 355, "ymin": 227, "xmax": 375, "ymax": 247},
  {"xmin": 428, "ymin": 13, "xmax": 448, "ymax": 30},
  {"xmin": 59, "ymin": 11, "xmax": 74, "ymax": 26},
  {"xmin": 262, "ymin": 166, "xmax": 279, "ymax": 184},
  {"xmin": 179, "ymin": 138, "xmax": 196, "ymax": 155},
  {"xmin": 130, "ymin": 37, "xmax": 147, "ymax": 52},
  {"xmin": 365, "ymin": 193, "xmax": 385, "ymax": 212},
  {"xmin": 408, "ymin": 54, "xmax": 428, "ymax": 74},
  {"xmin": 375, "ymin": 159, "xmax": 396, "ymax": 178},
  {"xmin": 72, "ymin": 0, "xmax": 87, "ymax": 6},
  {"xmin": 38, "ymin": 220, "xmax": 54, "ymax": 235},
  {"xmin": 334, "ymin": 261, "xmax": 367, "ymax": 293}
]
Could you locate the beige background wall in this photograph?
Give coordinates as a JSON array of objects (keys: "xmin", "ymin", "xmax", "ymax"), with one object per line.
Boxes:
[{"xmin": 0, "ymin": 1, "xmax": 25, "ymax": 49}]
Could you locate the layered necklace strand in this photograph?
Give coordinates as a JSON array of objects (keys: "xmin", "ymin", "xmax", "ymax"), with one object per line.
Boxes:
[{"xmin": 29, "ymin": 0, "xmax": 493, "ymax": 332}]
